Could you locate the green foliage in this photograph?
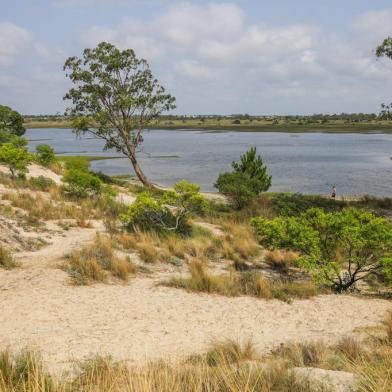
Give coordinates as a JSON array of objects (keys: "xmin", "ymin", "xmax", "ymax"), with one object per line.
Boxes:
[
  {"xmin": 0, "ymin": 105, "xmax": 25, "ymax": 136},
  {"xmin": 35, "ymin": 144, "xmax": 56, "ymax": 166},
  {"xmin": 271, "ymin": 193, "xmax": 347, "ymax": 216},
  {"xmin": 215, "ymin": 148, "xmax": 271, "ymax": 209},
  {"xmin": 252, "ymin": 208, "xmax": 392, "ymax": 292},
  {"xmin": 63, "ymin": 42, "xmax": 176, "ymax": 187},
  {"xmin": 63, "ymin": 156, "xmax": 90, "ymax": 171},
  {"xmin": 121, "ymin": 180, "xmax": 207, "ymax": 235},
  {"xmin": 29, "ymin": 176, "xmax": 56, "ymax": 191},
  {"xmin": 232, "ymin": 147, "xmax": 272, "ymax": 193},
  {"xmin": 63, "ymin": 169, "xmax": 102, "ymax": 198},
  {"xmin": 0, "ymin": 143, "xmax": 33, "ymax": 178}
]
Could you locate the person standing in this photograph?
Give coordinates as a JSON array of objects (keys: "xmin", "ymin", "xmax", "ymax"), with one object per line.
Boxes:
[{"xmin": 331, "ymin": 185, "xmax": 336, "ymax": 199}]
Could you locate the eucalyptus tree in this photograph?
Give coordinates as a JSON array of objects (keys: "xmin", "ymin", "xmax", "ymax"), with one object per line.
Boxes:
[
  {"xmin": 376, "ymin": 37, "xmax": 392, "ymax": 120},
  {"xmin": 63, "ymin": 42, "xmax": 176, "ymax": 189}
]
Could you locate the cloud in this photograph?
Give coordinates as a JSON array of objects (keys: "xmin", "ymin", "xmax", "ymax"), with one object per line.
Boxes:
[{"xmin": 0, "ymin": 23, "xmax": 32, "ymax": 65}]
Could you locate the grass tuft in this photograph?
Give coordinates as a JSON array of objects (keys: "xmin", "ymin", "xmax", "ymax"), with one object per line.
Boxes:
[{"xmin": 0, "ymin": 245, "xmax": 20, "ymax": 269}]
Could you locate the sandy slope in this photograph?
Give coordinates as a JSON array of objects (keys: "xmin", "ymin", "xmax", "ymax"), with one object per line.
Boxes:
[{"xmin": 0, "ymin": 226, "xmax": 390, "ymax": 373}]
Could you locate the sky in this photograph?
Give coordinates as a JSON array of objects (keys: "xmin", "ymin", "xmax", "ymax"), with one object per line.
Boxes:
[{"xmin": 1, "ymin": 0, "xmax": 392, "ymax": 115}]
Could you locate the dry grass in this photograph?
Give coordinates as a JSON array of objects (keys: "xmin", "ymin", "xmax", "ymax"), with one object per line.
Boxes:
[
  {"xmin": 264, "ymin": 249, "xmax": 299, "ymax": 272},
  {"xmin": 113, "ymin": 220, "xmax": 260, "ymax": 266},
  {"xmin": 0, "ymin": 348, "xmax": 329, "ymax": 392},
  {"xmin": 0, "ymin": 245, "xmax": 20, "ymax": 269},
  {"xmin": 166, "ymin": 261, "xmax": 320, "ymax": 302},
  {"xmin": 64, "ymin": 235, "xmax": 136, "ymax": 285}
]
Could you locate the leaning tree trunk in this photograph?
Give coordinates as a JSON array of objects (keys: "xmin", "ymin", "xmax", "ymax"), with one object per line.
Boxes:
[{"xmin": 129, "ymin": 153, "xmax": 159, "ymax": 191}]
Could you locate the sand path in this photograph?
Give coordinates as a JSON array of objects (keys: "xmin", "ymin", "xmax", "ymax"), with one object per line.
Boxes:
[{"xmin": 0, "ymin": 226, "xmax": 390, "ymax": 372}]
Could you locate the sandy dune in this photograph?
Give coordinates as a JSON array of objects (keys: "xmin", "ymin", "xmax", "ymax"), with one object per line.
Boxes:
[{"xmin": 0, "ymin": 225, "xmax": 390, "ymax": 373}]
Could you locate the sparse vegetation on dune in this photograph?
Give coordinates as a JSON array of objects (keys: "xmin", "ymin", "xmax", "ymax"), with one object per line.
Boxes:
[
  {"xmin": 1, "ymin": 313, "xmax": 392, "ymax": 391},
  {"xmin": 166, "ymin": 260, "xmax": 320, "ymax": 302}
]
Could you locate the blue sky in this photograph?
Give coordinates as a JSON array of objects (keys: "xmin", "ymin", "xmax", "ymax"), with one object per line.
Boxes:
[{"xmin": 1, "ymin": 0, "xmax": 392, "ymax": 115}]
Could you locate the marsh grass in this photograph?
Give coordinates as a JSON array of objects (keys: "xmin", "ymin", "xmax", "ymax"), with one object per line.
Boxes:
[
  {"xmin": 0, "ymin": 245, "xmax": 20, "ymax": 269},
  {"xmin": 166, "ymin": 261, "xmax": 319, "ymax": 302},
  {"xmin": 64, "ymin": 235, "xmax": 135, "ymax": 285}
]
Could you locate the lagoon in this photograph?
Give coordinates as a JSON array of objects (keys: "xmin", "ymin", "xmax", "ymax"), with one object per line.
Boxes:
[{"xmin": 26, "ymin": 128, "xmax": 392, "ymax": 197}]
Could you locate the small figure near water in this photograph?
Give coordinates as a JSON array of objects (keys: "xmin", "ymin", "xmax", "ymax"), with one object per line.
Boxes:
[{"xmin": 331, "ymin": 185, "xmax": 336, "ymax": 199}]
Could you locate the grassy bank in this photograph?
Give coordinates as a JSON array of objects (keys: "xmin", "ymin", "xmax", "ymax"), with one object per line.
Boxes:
[{"xmin": 25, "ymin": 118, "xmax": 392, "ymax": 133}]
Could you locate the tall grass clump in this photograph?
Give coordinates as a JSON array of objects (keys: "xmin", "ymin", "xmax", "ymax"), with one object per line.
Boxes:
[
  {"xmin": 0, "ymin": 245, "xmax": 20, "ymax": 269},
  {"xmin": 64, "ymin": 235, "xmax": 135, "ymax": 285}
]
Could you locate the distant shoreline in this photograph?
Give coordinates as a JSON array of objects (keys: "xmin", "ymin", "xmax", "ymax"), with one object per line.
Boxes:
[{"xmin": 25, "ymin": 121, "xmax": 392, "ymax": 133}]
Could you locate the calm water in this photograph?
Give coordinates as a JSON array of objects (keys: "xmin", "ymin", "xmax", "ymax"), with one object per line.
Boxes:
[{"xmin": 26, "ymin": 128, "xmax": 392, "ymax": 196}]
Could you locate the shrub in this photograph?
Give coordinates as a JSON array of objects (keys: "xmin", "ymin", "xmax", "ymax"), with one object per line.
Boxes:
[
  {"xmin": 63, "ymin": 168, "xmax": 102, "ymax": 198},
  {"xmin": 121, "ymin": 180, "xmax": 207, "ymax": 235},
  {"xmin": 0, "ymin": 142, "xmax": 33, "ymax": 178},
  {"xmin": 252, "ymin": 208, "xmax": 392, "ymax": 292},
  {"xmin": 0, "ymin": 245, "xmax": 20, "ymax": 269},
  {"xmin": 29, "ymin": 176, "xmax": 56, "ymax": 191},
  {"xmin": 35, "ymin": 144, "xmax": 56, "ymax": 166}
]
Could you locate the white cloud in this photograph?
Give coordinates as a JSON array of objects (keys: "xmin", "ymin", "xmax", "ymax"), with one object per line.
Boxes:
[{"xmin": 0, "ymin": 23, "xmax": 32, "ymax": 65}]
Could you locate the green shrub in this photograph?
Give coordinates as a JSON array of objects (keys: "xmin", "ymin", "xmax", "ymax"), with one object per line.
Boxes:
[
  {"xmin": 63, "ymin": 169, "xmax": 102, "ymax": 198},
  {"xmin": 0, "ymin": 142, "xmax": 33, "ymax": 178},
  {"xmin": 121, "ymin": 180, "xmax": 207, "ymax": 235},
  {"xmin": 35, "ymin": 144, "xmax": 56, "ymax": 166},
  {"xmin": 64, "ymin": 156, "xmax": 90, "ymax": 171},
  {"xmin": 252, "ymin": 208, "xmax": 392, "ymax": 292},
  {"xmin": 29, "ymin": 176, "xmax": 56, "ymax": 191}
]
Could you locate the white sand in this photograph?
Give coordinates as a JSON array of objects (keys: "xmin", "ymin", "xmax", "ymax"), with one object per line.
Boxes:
[{"xmin": 0, "ymin": 225, "xmax": 390, "ymax": 372}]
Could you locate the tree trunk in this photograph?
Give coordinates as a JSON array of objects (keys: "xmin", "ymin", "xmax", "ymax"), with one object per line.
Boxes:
[{"xmin": 129, "ymin": 154, "xmax": 159, "ymax": 191}]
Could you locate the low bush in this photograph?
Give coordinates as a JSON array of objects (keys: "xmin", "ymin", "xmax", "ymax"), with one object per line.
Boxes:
[
  {"xmin": 252, "ymin": 208, "xmax": 392, "ymax": 292},
  {"xmin": 28, "ymin": 176, "xmax": 56, "ymax": 191},
  {"xmin": 121, "ymin": 180, "xmax": 208, "ymax": 236},
  {"xmin": 63, "ymin": 169, "xmax": 102, "ymax": 198}
]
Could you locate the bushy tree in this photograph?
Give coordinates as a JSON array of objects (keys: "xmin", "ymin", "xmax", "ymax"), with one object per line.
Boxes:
[
  {"xmin": 215, "ymin": 172, "xmax": 260, "ymax": 209},
  {"xmin": 0, "ymin": 143, "xmax": 33, "ymax": 178},
  {"xmin": 36, "ymin": 144, "xmax": 56, "ymax": 166},
  {"xmin": 63, "ymin": 42, "xmax": 176, "ymax": 189},
  {"xmin": 376, "ymin": 37, "xmax": 392, "ymax": 119},
  {"xmin": 121, "ymin": 180, "xmax": 207, "ymax": 235},
  {"xmin": 232, "ymin": 147, "xmax": 272, "ymax": 193},
  {"xmin": 0, "ymin": 105, "xmax": 25, "ymax": 137},
  {"xmin": 215, "ymin": 148, "xmax": 271, "ymax": 209},
  {"xmin": 252, "ymin": 208, "xmax": 392, "ymax": 292}
]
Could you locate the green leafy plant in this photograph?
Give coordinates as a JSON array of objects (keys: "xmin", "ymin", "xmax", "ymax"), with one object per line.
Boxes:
[
  {"xmin": 0, "ymin": 105, "xmax": 25, "ymax": 137},
  {"xmin": 252, "ymin": 208, "xmax": 392, "ymax": 292},
  {"xmin": 35, "ymin": 144, "xmax": 56, "ymax": 166},
  {"xmin": 63, "ymin": 169, "xmax": 102, "ymax": 198},
  {"xmin": 121, "ymin": 180, "xmax": 207, "ymax": 235},
  {"xmin": 29, "ymin": 176, "xmax": 56, "ymax": 191},
  {"xmin": 0, "ymin": 143, "xmax": 33, "ymax": 178}
]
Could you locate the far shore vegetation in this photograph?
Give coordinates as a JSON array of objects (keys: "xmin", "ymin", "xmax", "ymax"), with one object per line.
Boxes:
[{"xmin": 23, "ymin": 114, "xmax": 392, "ymax": 133}]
